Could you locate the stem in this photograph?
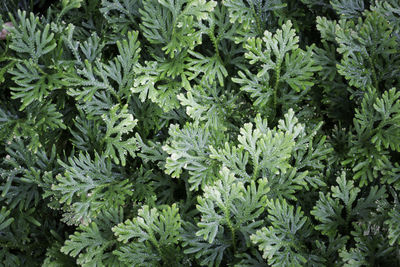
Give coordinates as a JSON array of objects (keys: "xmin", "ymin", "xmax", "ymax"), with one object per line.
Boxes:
[
  {"xmin": 251, "ymin": 155, "xmax": 260, "ymax": 180},
  {"xmin": 368, "ymin": 56, "xmax": 378, "ymax": 89},
  {"xmin": 273, "ymin": 60, "xmax": 282, "ymax": 119},
  {"xmin": 148, "ymin": 229, "xmax": 164, "ymax": 260},
  {"xmin": 249, "ymin": 2, "xmax": 263, "ymax": 36},
  {"xmin": 209, "ymin": 23, "xmax": 220, "ymax": 59},
  {"xmin": 224, "ymin": 206, "xmax": 236, "ymax": 253},
  {"xmin": 362, "ymin": 47, "xmax": 378, "ymax": 89},
  {"xmin": 252, "ymin": 165, "xmax": 259, "ymax": 180},
  {"xmin": 227, "ymin": 219, "xmax": 236, "ymax": 253},
  {"xmin": 345, "ymin": 204, "xmax": 352, "ymax": 233}
]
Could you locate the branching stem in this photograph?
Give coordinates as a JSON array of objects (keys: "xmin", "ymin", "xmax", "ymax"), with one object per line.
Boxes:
[
  {"xmin": 273, "ymin": 60, "xmax": 282, "ymax": 119},
  {"xmin": 209, "ymin": 23, "xmax": 220, "ymax": 59},
  {"xmin": 250, "ymin": 2, "xmax": 263, "ymax": 36}
]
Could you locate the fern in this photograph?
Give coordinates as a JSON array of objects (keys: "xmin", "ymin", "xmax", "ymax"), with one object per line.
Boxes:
[
  {"xmin": 224, "ymin": 0, "xmax": 286, "ymax": 38},
  {"xmin": 100, "ymin": 0, "xmax": 142, "ymax": 34},
  {"xmin": 343, "ymin": 88, "xmax": 400, "ymax": 186},
  {"xmin": 61, "ymin": 208, "xmax": 124, "ymax": 266},
  {"xmin": 52, "ymin": 152, "xmax": 132, "ymax": 225},
  {"xmin": 8, "ymin": 10, "xmax": 56, "ymax": 62},
  {"xmin": 335, "ymin": 11, "xmax": 399, "ymax": 90},
  {"xmin": 139, "ymin": 0, "xmax": 216, "ymax": 57},
  {"xmin": 101, "ymin": 104, "xmax": 137, "ymax": 166},
  {"xmin": 210, "ymin": 111, "xmax": 296, "ymax": 182},
  {"xmin": 112, "ymin": 204, "xmax": 183, "ymax": 266},
  {"xmin": 330, "ymin": 0, "xmax": 366, "ymax": 18},
  {"xmin": 185, "ymin": 167, "xmax": 269, "ymax": 266},
  {"xmin": 233, "ymin": 20, "xmax": 321, "ymax": 117},
  {"xmin": 163, "ymin": 122, "xmax": 218, "ymax": 190},
  {"xmin": 251, "ymin": 199, "xmax": 313, "ymax": 266},
  {"xmin": 312, "ymin": 172, "xmax": 386, "ymax": 244},
  {"xmin": 1, "ymin": 1, "xmax": 400, "ymax": 266}
]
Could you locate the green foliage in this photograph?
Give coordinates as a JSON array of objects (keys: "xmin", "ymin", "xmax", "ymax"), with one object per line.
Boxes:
[
  {"xmin": 210, "ymin": 115, "xmax": 295, "ymax": 181},
  {"xmin": 196, "ymin": 167, "xmax": 268, "ymax": 243},
  {"xmin": 140, "ymin": 0, "xmax": 216, "ymax": 56},
  {"xmin": 330, "ymin": 0, "xmax": 366, "ymax": 18},
  {"xmin": 1, "ymin": 0, "xmax": 400, "ymax": 266},
  {"xmin": 132, "ymin": 60, "xmax": 184, "ymax": 111},
  {"xmin": 0, "ymin": 206, "xmax": 14, "ymax": 230},
  {"xmin": 233, "ymin": 20, "xmax": 321, "ymax": 117},
  {"xmin": 335, "ymin": 11, "xmax": 399, "ymax": 90},
  {"xmin": 101, "ymin": 104, "xmax": 137, "ymax": 166},
  {"xmin": 59, "ymin": 0, "xmax": 84, "ymax": 21},
  {"xmin": 251, "ymin": 199, "xmax": 313, "ymax": 266},
  {"xmin": 343, "ymin": 88, "xmax": 400, "ymax": 187},
  {"xmin": 386, "ymin": 203, "xmax": 400, "ymax": 246},
  {"xmin": 8, "ymin": 10, "xmax": 56, "ymax": 62},
  {"xmin": 6, "ymin": 11, "xmax": 66, "ymax": 111},
  {"xmin": 52, "ymin": 152, "xmax": 132, "ymax": 225},
  {"xmin": 224, "ymin": 0, "xmax": 286, "ymax": 38},
  {"xmin": 100, "ymin": 0, "xmax": 141, "ymax": 34},
  {"xmin": 163, "ymin": 122, "xmax": 218, "ymax": 190},
  {"xmin": 183, "ymin": 167, "xmax": 269, "ymax": 266},
  {"xmin": 68, "ymin": 30, "xmax": 141, "ymax": 102},
  {"xmin": 312, "ymin": 172, "xmax": 386, "ymax": 238},
  {"xmin": 339, "ymin": 222, "xmax": 397, "ymax": 266},
  {"xmin": 112, "ymin": 204, "xmax": 183, "ymax": 266},
  {"xmin": 61, "ymin": 208, "xmax": 124, "ymax": 266},
  {"xmin": 177, "ymin": 82, "xmax": 240, "ymax": 131}
]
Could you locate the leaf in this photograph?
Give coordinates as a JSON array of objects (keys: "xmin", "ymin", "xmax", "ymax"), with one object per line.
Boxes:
[
  {"xmin": 196, "ymin": 167, "xmax": 269, "ymax": 244},
  {"xmin": 61, "ymin": 208, "xmax": 123, "ymax": 266},
  {"xmin": 330, "ymin": 0, "xmax": 365, "ymax": 18},
  {"xmin": 251, "ymin": 199, "xmax": 312, "ymax": 266},
  {"xmin": 68, "ymin": 59, "xmax": 111, "ymax": 102},
  {"xmin": 8, "ymin": 60, "xmax": 61, "ymax": 110},
  {"xmin": 132, "ymin": 60, "xmax": 182, "ymax": 112},
  {"xmin": 8, "ymin": 10, "xmax": 56, "ymax": 62},
  {"xmin": 101, "ymin": 104, "xmax": 138, "ymax": 166},
  {"xmin": 182, "ymin": 222, "xmax": 229, "ymax": 267},
  {"xmin": 0, "ymin": 207, "xmax": 14, "ymax": 231},
  {"xmin": 58, "ymin": 0, "xmax": 84, "ymax": 20},
  {"xmin": 187, "ymin": 52, "xmax": 228, "ymax": 86},
  {"xmin": 385, "ymin": 205, "xmax": 400, "ymax": 245},
  {"xmin": 224, "ymin": 0, "xmax": 286, "ymax": 37},
  {"xmin": 163, "ymin": 123, "xmax": 216, "ymax": 190},
  {"xmin": 100, "ymin": 0, "xmax": 142, "ymax": 33},
  {"xmin": 139, "ymin": 0, "xmax": 216, "ymax": 57},
  {"xmin": 311, "ymin": 191, "xmax": 345, "ymax": 238},
  {"xmin": 103, "ymin": 31, "xmax": 141, "ymax": 98},
  {"xmin": 331, "ymin": 172, "xmax": 360, "ymax": 209},
  {"xmin": 112, "ymin": 204, "xmax": 183, "ymax": 265},
  {"xmin": 53, "ymin": 152, "xmax": 132, "ymax": 225},
  {"xmin": 335, "ymin": 11, "xmax": 398, "ymax": 89},
  {"xmin": 235, "ymin": 20, "xmax": 320, "ymax": 110},
  {"xmin": 316, "ymin": 16, "xmax": 338, "ymax": 43}
]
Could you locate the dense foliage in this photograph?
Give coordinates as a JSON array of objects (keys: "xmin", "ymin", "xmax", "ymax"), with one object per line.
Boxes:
[{"xmin": 0, "ymin": 0, "xmax": 400, "ymax": 266}]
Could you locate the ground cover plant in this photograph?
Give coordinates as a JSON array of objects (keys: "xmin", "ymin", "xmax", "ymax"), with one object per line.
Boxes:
[{"xmin": 0, "ymin": 0, "xmax": 400, "ymax": 266}]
